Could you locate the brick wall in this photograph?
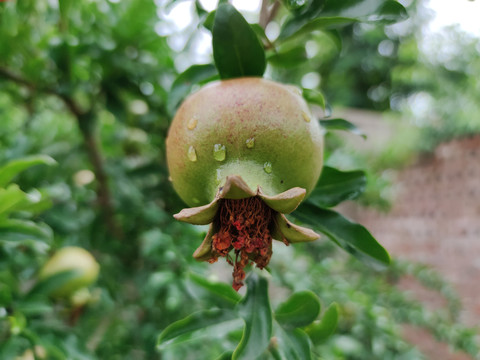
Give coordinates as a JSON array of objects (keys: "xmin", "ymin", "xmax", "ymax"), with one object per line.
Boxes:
[
  {"xmin": 345, "ymin": 135, "xmax": 480, "ymax": 326},
  {"xmin": 340, "ymin": 135, "xmax": 480, "ymax": 358}
]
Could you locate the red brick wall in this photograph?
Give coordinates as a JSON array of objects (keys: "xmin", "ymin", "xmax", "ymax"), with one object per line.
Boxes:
[{"xmin": 342, "ymin": 135, "xmax": 480, "ymax": 328}]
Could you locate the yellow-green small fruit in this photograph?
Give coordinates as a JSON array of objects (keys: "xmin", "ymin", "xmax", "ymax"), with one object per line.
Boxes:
[{"xmin": 39, "ymin": 246, "xmax": 99, "ymax": 298}]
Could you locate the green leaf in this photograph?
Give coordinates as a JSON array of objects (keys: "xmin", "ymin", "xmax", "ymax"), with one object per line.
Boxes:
[
  {"xmin": 250, "ymin": 24, "xmax": 268, "ymax": 44},
  {"xmin": 281, "ymin": 16, "xmax": 357, "ymax": 42},
  {"xmin": 188, "ymin": 272, "xmax": 241, "ymax": 305},
  {"xmin": 215, "ymin": 351, "xmax": 234, "ymax": 360},
  {"xmin": 0, "ymin": 186, "xmax": 52, "ymax": 218},
  {"xmin": 273, "ymin": 325, "xmax": 312, "ymax": 360},
  {"xmin": 302, "ymin": 88, "xmax": 326, "ymax": 110},
  {"xmin": 304, "ymin": 302, "xmax": 339, "ymax": 344},
  {"xmin": 275, "ymin": 291, "xmax": 321, "ymax": 329},
  {"xmin": 16, "ymin": 300, "xmax": 53, "ymax": 316},
  {"xmin": 0, "ymin": 155, "xmax": 56, "ymax": 188},
  {"xmin": 307, "ymin": 166, "xmax": 366, "ymax": 207},
  {"xmin": 233, "ymin": 273, "xmax": 272, "ymax": 360},
  {"xmin": 0, "ymin": 184, "xmax": 28, "ymax": 217},
  {"xmin": 212, "ymin": 3, "xmax": 266, "ymax": 79},
  {"xmin": 278, "ymin": 0, "xmax": 326, "ymax": 41},
  {"xmin": 167, "ymin": 64, "xmax": 218, "ymax": 116},
  {"xmin": 0, "ymin": 219, "xmax": 53, "ymax": 242},
  {"xmin": 322, "ymin": 0, "xmax": 407, "ymax": 22},
  {"xmin": 279, "ymin": 0, "xmax": 406, "ymax": 42},
  {"xmin": 15, "ymin": 189, "xmax": 53, "ymax": 215},
  {"xmin": 371, "ymin": 1, "xmax": 408, "ymax": 23},
  {"xmin": 157, "ymin": 309, "xmax": 238, "ymax": 349},
  {"xmin": 268, "ymin": 46, "xmax": 308, "ymax": 68},
  {"xmin": 27, "ymin": 270, "xmax": 82, "ymax": 298},
  {"xmin": 282, "ymin": 0, "xmax": 313, "ymax": 12},
  {"xmin": 195, "ymin": 0, "xmax": 208, "ymax": 16},
  {"xmin": 319, "ymin": 118, "xmax": 366, "ymax": 138},
  {"xmin": 203, "ymin": 10, "xmax": 216, "ymax": 31},
  {"xmin": 294, "ymin": 204, "xmax": 390, "ymax": 267}
]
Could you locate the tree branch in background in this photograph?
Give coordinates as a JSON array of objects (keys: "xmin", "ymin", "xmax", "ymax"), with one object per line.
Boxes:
[
  {"xmin": 0, "ymin": 66, "xmax": 123, "ymax": 240},
  {"xmin": 259, "ymin": 0, "xmax": 280, "ymax": 29}
]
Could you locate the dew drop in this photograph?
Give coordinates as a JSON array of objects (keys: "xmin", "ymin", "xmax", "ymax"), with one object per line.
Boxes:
[
  {"xmin": 213, "ymin": 144, "xmax": 226, "ymax": 162},
  {"xmin": 187, "ymin": 116, "xmax": 198, "ymax": 130},
  {"xmin": 245, "ymin": 137, "xmax": 255, "ymax": 149},
  {"xmin": 302, "ymin": 111, "xmax": 311, "ymax": 123},
  {"xmin": 263, "ymin": 162, "xmax": 272, "ymax": 174},
  {"xmin": 187, "ymin": 146, "xmax": 197, "ymax": 162}
]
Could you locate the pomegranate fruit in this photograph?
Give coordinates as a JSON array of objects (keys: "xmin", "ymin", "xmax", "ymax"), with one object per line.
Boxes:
[
  {"xmin": 166, "ymin": 77, "xmax": 324, "ymax": 290},
  {"xmin": 39, "ymin": 246, "xmax": 99, "ymax": 298}
]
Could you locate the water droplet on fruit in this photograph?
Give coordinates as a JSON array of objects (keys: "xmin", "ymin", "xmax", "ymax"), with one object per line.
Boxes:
[
  {"xmin": 302, "ymin": 111, "xmax": 311, "ymax": 123},
  {"xmin": 245, "ymin": 138, "xmax": 255, "ymax": 149},
  {"xmin": 187, "ymin": 116, "xmax": 198, "ymax": 130},
  {"xmin": 187, "ymin": 146, "xmax": 197, "ymax": 162},
  {"xmin": 213, "ymin": 144, "xmax": 226, "ymax": 162},
  {"xmin": 168, "ymin": 176, "xmax": 172, "ymax": 182},
  {"xmin": 263, "ymin": 162, "xmax": 272, "ymax": 174}
]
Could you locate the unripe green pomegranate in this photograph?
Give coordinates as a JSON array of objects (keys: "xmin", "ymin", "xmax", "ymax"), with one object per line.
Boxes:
[
  {"xmin": 167, "ymin": 77, "xmax": 324, "ymax": 290},
  {"xmin": 39, "ymin": 246, "xmax": 99, "ymax": 298}
]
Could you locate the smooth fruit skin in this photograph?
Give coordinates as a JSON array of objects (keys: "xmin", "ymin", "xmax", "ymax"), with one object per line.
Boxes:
[
  {"xmin": 39, "ymin": 246, "xmax": 100, "ymax": 298},
  {"xmin": 167, "ymin": 77, "xmax": 324, "ymax": 207}
]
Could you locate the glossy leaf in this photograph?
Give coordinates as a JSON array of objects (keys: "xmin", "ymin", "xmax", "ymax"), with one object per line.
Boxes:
[
  {"xmin": 275, "ymin": 291, "xmax": 321, "ymax": 329},
  {"xmin": 273, "ymin": 325, "xmax": 312, "ymax": 360},
  {"xmin": 0, "ymin": 184, "xmax": 28, "ymax": 217},
  {"xmin": 0, "ymin": 186, "xmax": 52, "ymax": 218},
  {"xmin": 294, "ymin": 204, "xmax": 390, "ymax": 267},
  {"xmin": 0, "ymin": 155, "xmax": 56, "ymax": 188},
  {"xmin": 282, "ymin": 0, "xmax": 313, "ymax": 12},
  {"xmin": 319, "ymin": 118, "xmax": 366, "ymax": 138},
  {"xmin": 280, "ymin": 16, "xmax": 357, "ymax": 42},
  {"xmin": 322, "ymin": 0, "xmax": 407, "ymax": 22},
  {"xmin": 188, "ymin": 272, "xmax": 241, "ymax": 305},
  {"xmin": 268, "ymin": 46, "xmax": 308, "ymax": 68},
  {"xmin": 157, "ymin": 308, "xmax": 237, "ymax": 349},
  {"xmin": 302, "ymin": 88, "xmax": 326, "ymax": 110},
  {"xmin": 212, "ymin": 3, "xmax": 266, "ymax": 79},
  {"xmin": 278, "ymin": 0, "xmax": 326, "ymax": 40},
  {"xmin": 307, "ymin": 166, "xmax": 366, "ymax": 207},
  {"xmin": 167, "ymin": 64, "xmax": 218, "ymax": 116},
  {"xmin": 370, "ymin": 1, "xmax": 408, "ymax": 23},
  {"xmin": 304, "ymin": 302, "xmax": 339, "ymax": 344},
  {"xmin": 233, "ymin": 273, "xmax": 272, "ymax": 360},
  {"xmin": 279, "ymin": 0, "xmax": 406, "ymax": 42},
  {"xmin": 14, "ymin": 189, "xmax": 53, "ymax": 215}
]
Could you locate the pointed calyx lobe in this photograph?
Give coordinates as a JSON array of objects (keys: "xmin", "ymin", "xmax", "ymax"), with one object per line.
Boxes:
[{"xmin": 175, "ymin": 176, "xmax": 320, "ymax": 290}]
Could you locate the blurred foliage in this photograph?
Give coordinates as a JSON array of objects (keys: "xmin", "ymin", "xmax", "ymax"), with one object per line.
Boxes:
[{"xmin": 0, "ymin": 0, "xmax": 478, "ymax": 359}]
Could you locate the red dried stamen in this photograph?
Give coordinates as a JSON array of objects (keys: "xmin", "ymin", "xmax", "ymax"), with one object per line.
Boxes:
[{"xmin": 211, "ymin": 197, "xmax": 273, "ymax": 291}]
